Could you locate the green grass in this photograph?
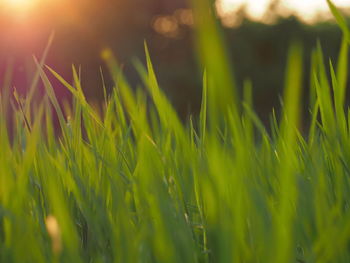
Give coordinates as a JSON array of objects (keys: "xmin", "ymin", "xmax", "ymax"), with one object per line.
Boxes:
[{"xmin": 1, "ymin": 1, "xmax": 350, "ymax": 262}]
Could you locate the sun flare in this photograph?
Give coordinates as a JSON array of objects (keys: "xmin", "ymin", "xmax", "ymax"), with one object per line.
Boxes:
[{"xmin": 5, "ymin": 0, "xmax": 37, "ymax": 10}]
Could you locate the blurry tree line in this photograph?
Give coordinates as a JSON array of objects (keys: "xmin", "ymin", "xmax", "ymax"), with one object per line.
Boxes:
[{"xmin": 0, "ymin": 0, "xmax": 347, "ymax": 121}]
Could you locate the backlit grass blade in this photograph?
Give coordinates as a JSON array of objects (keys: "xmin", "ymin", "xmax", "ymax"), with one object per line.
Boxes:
[
  {"xmin": 243, "ymin": 79, "xmax": 254, "ymax": 145},
  {"xmin": 102, "ymin": 48, "xmax": 150, "ymax": 137},
  {"xmin": 46, "ymin": 65, "xmax": 103, "ymax": 127},
  {"xmin": 25, "ymin": 32, "xmax": 55, "ymax": 114},
  {"xmin": 274, "ymin": 42, "xmax": 303, "ymax": 263},
  {"xmin": 191, "ymin": 0, "xmax": 238, "ymax": 127},
  {"xmin": 199, "ymin": 70, "xmax": 207, "ymax": 146},
  {"xmin": 336, "ymin": 37, "xmax": 348, "ymax": 107},
  {"xmin": 327, "ymin": 0, "xmax": 350, "ymax": 42},
  {"xmin": 329, "ymin": 61, "xmax": 346, "ymax": 135},
  {"xmin": 34, "ymin": 56, "xmax": 68, "ymax": 141},
  {"xmin": 134, "ymin": 44, "xmax": 185, "ymax": 140},
  {"xmin": 313, "ymin": 42, "xmax": 336, "ymax": 135}
]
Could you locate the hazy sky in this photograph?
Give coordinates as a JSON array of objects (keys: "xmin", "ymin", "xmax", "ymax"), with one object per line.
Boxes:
[{"xmin": 218, "ymin": 0, "xmax": 350, "ymax": 22}]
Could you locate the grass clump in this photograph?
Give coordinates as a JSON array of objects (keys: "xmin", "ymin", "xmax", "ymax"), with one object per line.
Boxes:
[{"xmin": 1, "ymin": 0, "xmax": 350, "ymax": 262}]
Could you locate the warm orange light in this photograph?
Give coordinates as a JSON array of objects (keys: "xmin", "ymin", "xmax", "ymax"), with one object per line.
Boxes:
[{"xmin": 5, "ymin": 0, "xmax": 37, "ymax": 10}]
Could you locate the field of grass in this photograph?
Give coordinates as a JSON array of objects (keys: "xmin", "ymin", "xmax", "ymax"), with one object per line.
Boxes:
[{"xmin": 1, "ymin": 0, "xmax": 350, "ymax": 262}]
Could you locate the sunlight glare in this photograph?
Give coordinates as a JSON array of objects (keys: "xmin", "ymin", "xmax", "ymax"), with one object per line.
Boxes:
[
  {"xmin": 5, "ymin": 0, "xmax": 37, "ymax": 10},
  {"xmin": 217, "ymin": 0, "xmax": 350, "ymax": 24}
]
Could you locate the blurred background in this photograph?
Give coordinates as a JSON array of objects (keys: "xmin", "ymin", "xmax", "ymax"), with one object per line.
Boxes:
[{"xmin": 0, "ymin": 0, "xmax": 350, "ymax": 121}]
